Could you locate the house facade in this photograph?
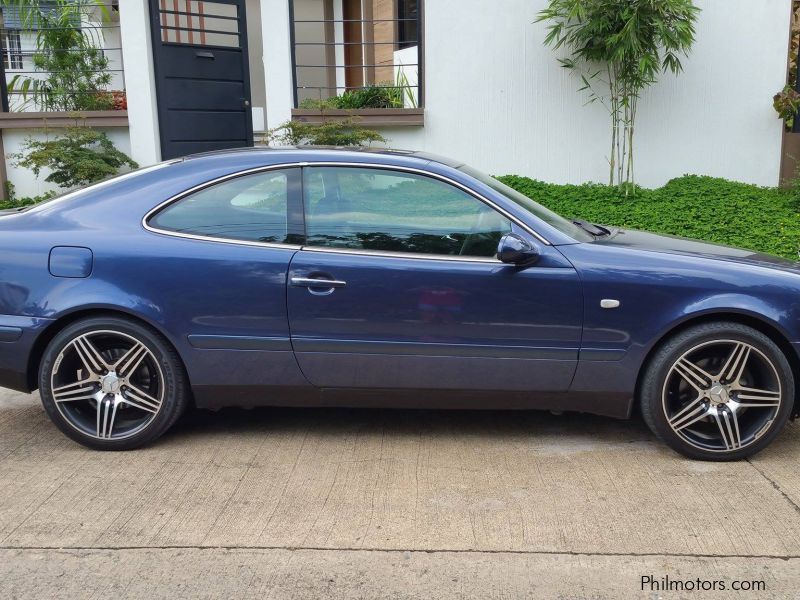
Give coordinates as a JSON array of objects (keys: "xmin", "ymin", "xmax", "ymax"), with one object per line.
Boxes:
[{"xmin": 0, "ymin": 0, "xmax": 792, "ymax": 198}]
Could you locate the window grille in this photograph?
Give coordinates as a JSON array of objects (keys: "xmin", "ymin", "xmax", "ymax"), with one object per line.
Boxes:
[{"xmin": 290, "ymin": 0, "xmax": 422, "ymax": 109}]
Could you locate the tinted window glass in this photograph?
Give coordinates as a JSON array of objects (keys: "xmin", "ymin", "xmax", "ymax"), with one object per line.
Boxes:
[
  {"xmin": 304, "ymin": 167, "xmax": 511, "ymax": 258},
  {"xmin": 150, "ymin": 170, "xmax": 291, "ymax": 244}
]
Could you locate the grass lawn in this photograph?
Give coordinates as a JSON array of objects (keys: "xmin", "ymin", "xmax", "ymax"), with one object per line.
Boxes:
[{"xmin": 498, "ymin": 175, "xmax": 800, "ymax": 261}]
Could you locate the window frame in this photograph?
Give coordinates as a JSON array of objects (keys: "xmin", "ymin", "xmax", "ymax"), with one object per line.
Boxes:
[
  {"xmin": 143, "ymin": 162, "xmax": 549, "ymax": 258},
  {"xmin": 288, "ymin": 0, "xmax": 424, "ymax": 111},
  {"xmin": 1, "ymin": 29, "xmax": 22, "ymax": 70}
]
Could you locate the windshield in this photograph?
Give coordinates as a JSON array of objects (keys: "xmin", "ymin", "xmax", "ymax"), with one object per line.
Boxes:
[{"xmin": 458, "ymin": 164, "xmax": 594, "ymax": 242}]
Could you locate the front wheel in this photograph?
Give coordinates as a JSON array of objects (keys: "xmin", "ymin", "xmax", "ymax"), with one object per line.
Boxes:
[
  {"xmin": 640, "ymin": 322, "xmax": 794, "ymax": 461},
  {"xmin": 39, "ymin": 316, "xmax": 189, "ymax": 450}
]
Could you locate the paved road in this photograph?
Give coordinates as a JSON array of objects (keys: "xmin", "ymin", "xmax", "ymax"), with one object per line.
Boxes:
[{"xmin": 2, "ymin": 388, "xmax": 800, "ymax": 598}]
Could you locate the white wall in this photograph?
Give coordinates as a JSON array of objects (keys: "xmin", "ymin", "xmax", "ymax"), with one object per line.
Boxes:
[
  {"xmin": 4, "ymin": 128, "xmax": 131, "ymax": 198},
  {"xmin": 246, "ymin": 0, "xmax": 268, "ymax": 133},
  {"xmin": 262, "ymin": 0, "xmax": 294, "ymax": 130},
  {"xmin": 119, "ymin": 0, "xmax": 161, "ymax": 166},
  {"xmin": 265, "ymin": 0, "xmax": 791, "ymax": 187}
]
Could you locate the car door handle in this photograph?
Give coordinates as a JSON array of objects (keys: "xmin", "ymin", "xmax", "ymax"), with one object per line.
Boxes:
[
  {"xmin": 290, "ymin": 277, "xmax": 347, "ymax": 289},
  {"xmin": 195, "ymin": 51, "xmax": 215, "ymax": 59}
]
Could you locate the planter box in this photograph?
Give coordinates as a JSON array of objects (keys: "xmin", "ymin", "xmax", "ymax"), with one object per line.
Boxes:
[
  {"xmin": 291, "ymin": 108, "xmax": 424, "ymax": 127},
  {"xmin": 0, "ymin": 110, "xmax": 129, "ymax": 130}
]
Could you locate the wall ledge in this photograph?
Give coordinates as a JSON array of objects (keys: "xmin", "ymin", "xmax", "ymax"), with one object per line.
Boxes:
[{"xmin": 0, "ymin": 111, "xmax": 129, "ymax": 129}]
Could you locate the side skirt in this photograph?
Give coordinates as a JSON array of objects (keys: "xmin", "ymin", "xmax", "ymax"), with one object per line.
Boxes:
[{"xmin": 191, "ymin": 385, "xmax": 632, "ymax": 419}]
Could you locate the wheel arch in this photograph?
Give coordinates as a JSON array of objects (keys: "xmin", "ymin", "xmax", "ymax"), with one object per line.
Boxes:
[
  {"xmin": 26, "ymin": 307, "xmax": 186, "ymax": 392},
  {"xmin": 635, "ymin": 310, "xmax": 800, "ymax": 418}
]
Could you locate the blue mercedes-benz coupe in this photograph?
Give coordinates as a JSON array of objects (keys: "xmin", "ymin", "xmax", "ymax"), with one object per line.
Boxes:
[{"xmin": 0, "ymin": 147, "xmax": 798, "ymax": 459}]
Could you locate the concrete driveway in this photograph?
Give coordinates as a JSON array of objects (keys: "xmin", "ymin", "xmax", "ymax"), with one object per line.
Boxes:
[{"xmin": 2, "ymin": 388, "xmax": 800, "ymax": 599}]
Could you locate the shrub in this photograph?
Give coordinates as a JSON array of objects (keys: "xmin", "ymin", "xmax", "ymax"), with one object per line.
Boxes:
[
  {"xmin": 775, "ymin": 84, "xmax": 800, "ymax": 128},
  {"xmin": 12, "ymin": 127, "xmax": 138, "ymax": 189},
  {"xmin": 497, "ymin": 174, "xmax": 800, "ymax": 261},
  {"xmin": 265, "ymin": 118, "xmax": 386, "ymax": 147},
  {"xmin": 0, "ymin": 182, "xmax": 57, "ymax": 210},
  {"xmin": 329, "ymin": 85, "xmax": 403, "ymax": 109},
  {"xmin": 299, "ymin": 84, "xmax": 404, "ymax": 110}
]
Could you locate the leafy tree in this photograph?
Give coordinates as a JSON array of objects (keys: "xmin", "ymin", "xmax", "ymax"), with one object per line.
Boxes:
[
  {"xmin": 537, "ymin": 0, "xmax": 700, "ymax": 191},
  {"xmin": 13, "ymin": 127, "xmax": 138, "ymax": 189}
]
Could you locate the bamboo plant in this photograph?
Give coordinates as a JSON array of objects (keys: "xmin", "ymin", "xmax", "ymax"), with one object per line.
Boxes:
[{"xmin": 537, "ymin": 0, "xmax": 700, "ymax": 192}]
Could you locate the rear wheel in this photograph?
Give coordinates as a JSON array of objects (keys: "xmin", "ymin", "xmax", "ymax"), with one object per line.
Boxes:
[
  {"xmin": 640, "ymin": 322, "xmax": 794, "ymax": 461},
  {"xmin": 39, "ymin": 316, "xmax": 189, "ymax": 450}
]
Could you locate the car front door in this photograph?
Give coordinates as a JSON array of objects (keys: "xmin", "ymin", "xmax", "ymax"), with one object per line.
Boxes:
[{"xmin": 287, "ymin": 165, "xmax": 583, "ymax": 392}]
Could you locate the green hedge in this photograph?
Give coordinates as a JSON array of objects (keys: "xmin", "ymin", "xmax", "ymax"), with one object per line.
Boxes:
[
  {"xmin": 497, "ymin": 175, "xmax": 800, "ymax": 261},
  {"xmin": 0, "ymin": 198, "xmax": 36, "ymax": 211}
]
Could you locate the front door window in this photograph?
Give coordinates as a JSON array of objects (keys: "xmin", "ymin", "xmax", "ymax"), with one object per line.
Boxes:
[{"xmin": 303, "ymin": 166, "xmax": 512, "ymax": 258}]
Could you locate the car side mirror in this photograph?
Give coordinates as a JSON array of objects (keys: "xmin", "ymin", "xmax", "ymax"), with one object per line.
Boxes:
[{"xmin": 497, "ymin": 233, "xmax": 539, "ymax": 266}]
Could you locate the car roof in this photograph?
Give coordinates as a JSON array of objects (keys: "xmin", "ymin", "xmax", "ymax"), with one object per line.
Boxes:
[{"xmin": 179, "ymin": 145, "xmax": 466, "ymax": 169}]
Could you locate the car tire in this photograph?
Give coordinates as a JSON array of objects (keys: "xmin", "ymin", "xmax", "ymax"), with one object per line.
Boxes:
[
  {"xmin": 39, "ymin": 316, "xmax": 189, "ymax": 450},
  {"xmin": 640, "ymin": 321, "xmax": 794, "ymax": 461}
]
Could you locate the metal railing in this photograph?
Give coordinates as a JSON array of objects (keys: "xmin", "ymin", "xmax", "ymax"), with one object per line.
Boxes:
[
  {"xmin": 289, "ymin": 0, "xmax": 422, "ymax": 110},
  {"xmin": 0, "ymin": 0, "xmax": 124, "ymax": 112}
]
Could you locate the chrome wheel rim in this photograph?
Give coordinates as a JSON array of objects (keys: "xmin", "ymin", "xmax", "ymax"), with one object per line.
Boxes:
[
  {"xmin": 50, "ymin": 330, "xmax": 164, "ymax": 441},
  {"xmin": 662, "ymin": 339, "xmax": 782, "ymax": 453}
]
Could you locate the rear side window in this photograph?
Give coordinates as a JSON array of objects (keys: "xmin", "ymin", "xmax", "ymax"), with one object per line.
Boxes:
[
  {"xmin": 303, "ymin": 166, "xmax": 511, "ymax": 258},
  {"xmin": 149, "ymin": 169, "xmax": 294, "ymax": 244}
]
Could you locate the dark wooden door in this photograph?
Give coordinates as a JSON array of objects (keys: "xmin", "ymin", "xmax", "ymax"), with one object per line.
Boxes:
[{"xmin": 149, "ymin": 0, "xmax": 254, "ymax": 159}]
